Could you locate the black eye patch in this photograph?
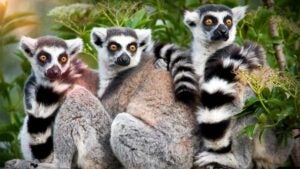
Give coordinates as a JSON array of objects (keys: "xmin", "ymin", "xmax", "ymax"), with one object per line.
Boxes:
[
  {"xmin": 107, "ymin": 41, "xmax": 121, "ymax": 52},
  {"xmin": 36, "ymin": 51, "xmax": 51, "ymax": 66},
  {"xmin": 223, "ymin": 15, "xmax": 233, "ymax": 29},
  {"xmin": 127, "ymin": 42, "xmax": 138, "ymax": 53},
  {"xmin": 202, "ymin": 15, "xmax": 218, "ymax": 26},
  {"xmin": 202, "ymin": 15, "xmax": 218, "ymax": 31}
]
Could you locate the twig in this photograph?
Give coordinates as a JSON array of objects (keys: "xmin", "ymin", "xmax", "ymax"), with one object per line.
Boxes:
[{"xmin": 263, "ymin": 0, "xmax": 286, "ymax": 71}]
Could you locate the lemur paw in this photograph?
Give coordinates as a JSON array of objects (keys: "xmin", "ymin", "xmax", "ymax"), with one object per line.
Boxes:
[
  {"xmin": 154, "ymin": 58, "xmax": 168, "ymax": 70},
  {"xmin": 5, "ymin": 159, "xmax": 39, "ymax": 169},
  {"xmin": 194, "ymin": 151, "xmax": 217, "ymax": 167}
]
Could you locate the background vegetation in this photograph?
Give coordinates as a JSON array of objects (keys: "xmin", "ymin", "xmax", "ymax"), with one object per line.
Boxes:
[{"xmin": 0, "ymin": 0, "xmax": 299, "ymax": 167}]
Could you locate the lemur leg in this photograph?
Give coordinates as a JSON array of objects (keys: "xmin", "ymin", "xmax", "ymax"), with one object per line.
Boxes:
[
  {"xmin": 110, "ymin": 112, "xmax": 195, "ymax": 169},
  {"xmin": 253, "ymin": 129, "xmax": 294, "ymax": 169},
  {"xmin": 53, "ymin": 86, "xmax": 121, "ymax": 169}
]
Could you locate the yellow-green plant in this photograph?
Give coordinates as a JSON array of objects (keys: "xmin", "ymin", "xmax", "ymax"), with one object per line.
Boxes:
[{"xmin": 236, "ymin": 68, "xmax": 299, "ymax": 145}]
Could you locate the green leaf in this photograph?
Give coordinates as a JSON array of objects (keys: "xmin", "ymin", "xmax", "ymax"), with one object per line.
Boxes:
[
  {"xmin": 239, "ymin": 124, "xmax": 258, "ymax": 140},
  {"xmin": 258, "ymin": 113, "xmax": 268, "ymax": 124},
  {"xmin": 261, "ymin": 88, "xmax": 271, "ymax": 98},
  {"xmin": 0, "ymin": 133, "xmax": 14, "ymax": 142},
  {"xmin": 0, "ymin": 35, "xmax": 18, "ymax": 45}
]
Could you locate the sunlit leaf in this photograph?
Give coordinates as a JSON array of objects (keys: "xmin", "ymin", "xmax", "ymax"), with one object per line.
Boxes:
[
  {"xmin": 2, "ymin": 12, "xmax": 35, "ymax": 25},
  {"xmin": 0, "ymin": 0, "xmax": 7, "ymax": 23},
  {"xmin": 1, "ymin": 19, "xmax": 37, "ymax": 35}
]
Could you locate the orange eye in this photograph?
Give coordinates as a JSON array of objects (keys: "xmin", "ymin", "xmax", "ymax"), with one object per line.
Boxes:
[
  {"xmin": 39, "ymin": 55, "xmax": 47, "ymax": 62},
  {"xmin": 128, "ymin": 44, "xmax": 137, "ymax": 52},
  {"xmin": 60, "ymin": 55, "xmax": 68, "ymax": 63},
  {"xmin": 109, "ymin": 44, "xmax": 118, "ymax": 51},
  {"xmin": 225, "ymin": 19, "xmax": 232, "ymax": 27},
  {"xmin": 204, "ymin": 18, "xmax": 213, "ymax": 26}
]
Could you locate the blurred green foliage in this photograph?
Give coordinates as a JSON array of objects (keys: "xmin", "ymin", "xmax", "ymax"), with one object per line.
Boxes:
[{"xmin": 0, "ymin": 0, "xmax": 299, "ymax": 167}]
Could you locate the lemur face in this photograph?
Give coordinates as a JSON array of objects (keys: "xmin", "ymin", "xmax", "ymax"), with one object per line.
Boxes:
[
  {"xmin": 91, "ymin": 27, "xmax": 151, "ymax": 68},
  {"xmin": 184, "ymin": 4, "xmax": 247, "ymax": 44},
  {"xmin": 20, "ymin": 36, "xmax": 83, "ymax": 81}
]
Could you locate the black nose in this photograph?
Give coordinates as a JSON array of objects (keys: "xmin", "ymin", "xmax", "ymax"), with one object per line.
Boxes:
[
  {"xmin": 213, "ymin": 24, "xmax": 229, "ymax": 41},
  {"xmin": 46, "ymin": 65, "xmax": 61, "ymax": 80},
  {"xmin": 115, "ymin": 54, "xmax": 130, "ymax": 66}
]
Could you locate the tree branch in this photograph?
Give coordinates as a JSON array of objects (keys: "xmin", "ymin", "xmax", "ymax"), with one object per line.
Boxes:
[{"xmin": 263, "ymin": 0, "xmax": 286, "ymax": 71}]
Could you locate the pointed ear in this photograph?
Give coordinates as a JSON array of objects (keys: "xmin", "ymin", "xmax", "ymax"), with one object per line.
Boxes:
[
  {"xmin": 184, "ymin": 10, "xmax": 199, "ymax": 27},
  {"xmin": 90, "ymin": 27, "xmax": 107, "ymax": 48},
  {"xmin": 19, "ymin": 36, "xmax": 37, "ymax": 58},
  {"xmin": 135, "ymin": 29, "xmax": 152, "ymax": 49},
  {"xmin": 232, "ymin": 6, "xmax": 247, "ymax": 25},
  {"xmin": 65, "ymin": 38, "xmax": 83, "ymax": 56}
]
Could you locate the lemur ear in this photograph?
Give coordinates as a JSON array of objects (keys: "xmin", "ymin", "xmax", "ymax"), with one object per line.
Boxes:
[
  {"xmin": 232, "ymin": 6, "xmax": 247, "ymax": 25},
  {"xmin": 20, "ymin": 36, "xmax": 37, "ymax": 58},
  {"xmin": 65, "ymin": 38, "xmax": 83, "ymax": 56},
  {"xmin": 135, "ymin": 29, "xmax": 152, "ymax": 49},
  {"xmin": 90, "ymin": 27, "xmax": 107, "ymax": 48},
  {"xmin": 184, "ymin": 10, "xmax": 199, "ymax": 27}
]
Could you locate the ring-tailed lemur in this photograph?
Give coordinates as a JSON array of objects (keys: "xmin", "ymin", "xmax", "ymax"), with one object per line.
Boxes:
[
  {"xmin": 18, "ymin": 36, "xmax": 102, "ymax": 167},
  {"xmin": 156, "ymin": 4, "xmax": 293, "ymax": 169},
  {"xmin": 90, "ymin": 27, "xmax": 152, "ymax": 98}
]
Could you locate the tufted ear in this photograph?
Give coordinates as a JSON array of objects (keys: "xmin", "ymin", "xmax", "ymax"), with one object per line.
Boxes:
[
  {"xmin": 232, "ymin": 6, "xmax": 247, "ymax": 25},
  {"xmin": 65, "ymin": 38, "xmax": 83, "ymax": 56},
  {"xmin": 135, "ymin": 29, "xmax": 152, "ymax": 49},
  {"xmin": 19, "ymin": 36, "xmax": 37, "ymax": 58},
  {"xmin": 183, "ymin": 10, "xmax": 200, "ymax": 27},
  {"xmin": 90, "ymin": 27, "xmax": 107, "ymax": 48}
]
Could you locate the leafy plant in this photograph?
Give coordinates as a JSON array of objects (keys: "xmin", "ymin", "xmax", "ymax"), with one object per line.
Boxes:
[
  {"xmin": 0, "ymin": 0, "xmax": 37, "ymax": 47},
  {"xmin": 0, "ymin": 52, "xmax": 30, "ymax": 165},
  {"xmin": 237, "ymin": 67, "xmax": 299, "ymax": 145}
]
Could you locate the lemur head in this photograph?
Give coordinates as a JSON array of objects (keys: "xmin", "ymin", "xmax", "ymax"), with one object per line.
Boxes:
[
  {"xmin": 90, "ymin": 27, "xmax": 151, "ymax": 70},
  {"xmin": 20, "ymin": 36, "xmax": 83, "ymax": 82},
  {"xmin": 184, "ymin": 4, "xmax": 247, "ymax": 46}
]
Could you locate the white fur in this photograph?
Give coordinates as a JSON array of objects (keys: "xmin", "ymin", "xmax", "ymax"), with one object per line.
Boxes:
[
  {"xmin": 20, "ymin": 116, "xmax": 33, "ymax": 160},
  {"xmin": 65, "ymin": 38, "xmax": 83, "ymax": 55},
  {"xmin": 173, "ymin": 71, "xmax": 197, "ymax": 83},
  {"xmin": 232, "ymin": 6, "xmax": 248, "ymax": 24},
  {"xmin": 201, "ymin": 77, "xmax": 236, "ymax": 95},
  {"xmin": 196, "ymin": 106, "xmax": 232, "ymax": 124},
  {"xmin": 160, "ymin": 44, "xmax": 174, "ymax": 58},
  {"xmin": 184, "ymin": 11, "xmax": 200, "ymax": 26},
  {"xmin": 19, "ymin": 36, "xmax": 37, "ymax": 57},
  {"xmin": 30, "ymin": 128, "xmax": 52, "ymax": 145}
]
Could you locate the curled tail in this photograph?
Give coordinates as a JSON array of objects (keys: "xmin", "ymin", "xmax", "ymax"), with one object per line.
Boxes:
[
  {"xmin": 197, "ymin": 42, "xmax": 266, "ymax": 153},
  {"xmin": 152, "ymin": 42, "xmax": 200, "ymax": 107}
]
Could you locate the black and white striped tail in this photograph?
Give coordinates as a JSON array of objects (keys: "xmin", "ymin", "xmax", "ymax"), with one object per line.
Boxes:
[
  {"xmin": 197, "ymin": 42, "xmax": 266, "ymax": 152},
  {"xmin": 152, "ymin": 43, "xmax": 200, "ymax": 107}
]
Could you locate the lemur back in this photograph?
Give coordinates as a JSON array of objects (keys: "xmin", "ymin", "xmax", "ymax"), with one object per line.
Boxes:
[{"xmin": 19, "ymin": 36, "xmax": 98, "ymax": 162}]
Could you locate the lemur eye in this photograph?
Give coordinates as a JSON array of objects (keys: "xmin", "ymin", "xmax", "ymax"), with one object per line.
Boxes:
[
  {"xmin": 225, "ymin": 19, "xmax": 232, "ymax": 27},
  {"xmin": 109, "ymin": 44, "xmax": 118, "ymax": 52},
  {"xmin": 204, "ymin": 18, "xmax": 213, "ymax": 26},
  {"xmin": 128, "ymin": 44, "xmax": 137, "ymax": 52},
  {"xmin": 39, "ymin": 55, "xmax": 47, "ymax": 62},
  {"xmin": 60, "ymin": 55, "xmax": 68, "ymax": 64}
]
